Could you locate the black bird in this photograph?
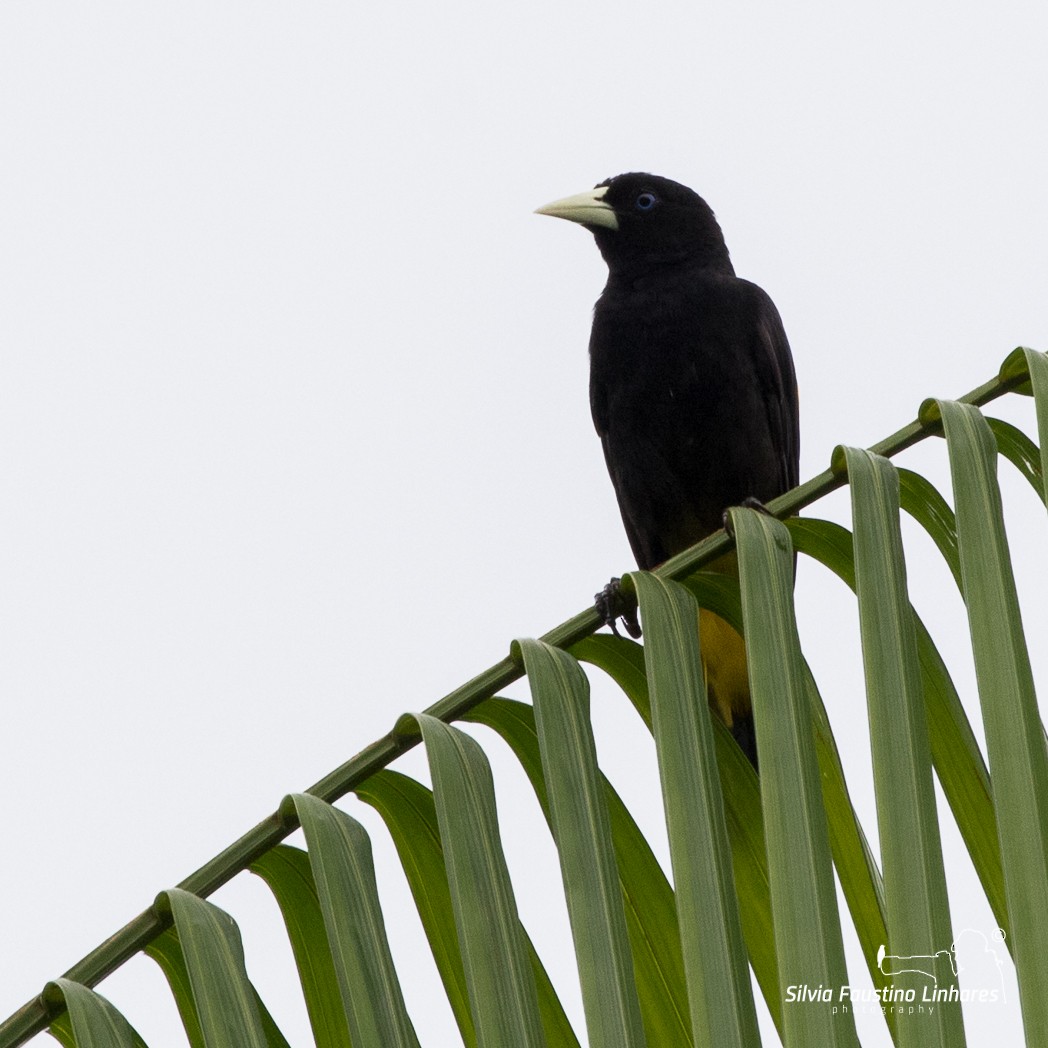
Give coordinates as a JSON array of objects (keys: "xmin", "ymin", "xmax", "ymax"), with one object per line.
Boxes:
[{"xmin": 536, "ymin": 173, "xmax": 799, "ymax": 766}]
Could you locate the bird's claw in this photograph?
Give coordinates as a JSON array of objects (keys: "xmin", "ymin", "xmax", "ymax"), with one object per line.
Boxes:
[
  {"xmin": 723, "ymin": 497, "xmax": 776, "ymax": 537},
  {"xmin": 740, "ymin": 496, "xmax": 775, "ymax": 515},
  {"xmin": 594, "ymin": 578, "xmax": 642, "ymax": 639}
]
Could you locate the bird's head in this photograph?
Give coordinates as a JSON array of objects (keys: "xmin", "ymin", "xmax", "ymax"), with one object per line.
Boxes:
[{"xmin": 536, "ymin": 172, "xmax": 733, "ymax": 277}]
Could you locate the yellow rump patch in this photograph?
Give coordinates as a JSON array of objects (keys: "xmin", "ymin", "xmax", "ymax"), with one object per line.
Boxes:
[{"xmin": 699, "ymin": 608, "xmax": 751, "ymax": 727}]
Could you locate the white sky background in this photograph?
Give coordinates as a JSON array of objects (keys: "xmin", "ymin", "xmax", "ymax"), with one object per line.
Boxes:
[{"xmin": 2, "ymin": 2, "xmax": 1047, "ymax": 1045}]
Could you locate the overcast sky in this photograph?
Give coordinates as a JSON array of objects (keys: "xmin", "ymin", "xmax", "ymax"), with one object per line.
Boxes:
[{"xmin": 2, "ymin": 3, "xmax": 1046, "ymax": 1046}]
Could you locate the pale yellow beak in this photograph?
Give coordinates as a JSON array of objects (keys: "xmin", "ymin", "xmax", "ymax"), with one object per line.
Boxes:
[{"xmin": 534, "ymin": 185, "xmax": 619, "ymax": 231}]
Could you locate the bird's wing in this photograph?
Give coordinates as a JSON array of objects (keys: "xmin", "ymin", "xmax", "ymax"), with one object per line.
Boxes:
[{"xmin": 747, "ymin": 282, "xmax": 800, "ymax": 493}]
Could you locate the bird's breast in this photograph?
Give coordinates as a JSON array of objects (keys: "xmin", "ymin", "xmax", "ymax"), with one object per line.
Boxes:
[{"xmin": 592, "ymin": 284, "xmax": 750, "ymax": 415}]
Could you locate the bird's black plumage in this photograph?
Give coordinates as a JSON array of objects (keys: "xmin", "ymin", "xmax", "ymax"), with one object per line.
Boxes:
[{"xmin": 538, "ymin": 173, "xmax": 800, "ymax": 766}]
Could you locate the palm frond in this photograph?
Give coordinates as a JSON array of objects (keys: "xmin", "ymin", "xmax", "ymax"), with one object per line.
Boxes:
[{"xmin": 2, "ymin": 348, "xmax": 1046, "ymax": 1048}]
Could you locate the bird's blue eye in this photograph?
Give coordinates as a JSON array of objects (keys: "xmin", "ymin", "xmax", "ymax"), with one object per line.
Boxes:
[{"xmin": 635, "ymin": 192, "xmax": 658, "ymax": 212}]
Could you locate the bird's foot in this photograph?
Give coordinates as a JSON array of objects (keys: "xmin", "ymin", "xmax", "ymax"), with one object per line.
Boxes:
[
  {"xmin": 723, "ymin": 497, "xmax": 776, "ymax": 537},
  {"xmin": 740, "ymin": 496, "xmax": 775, "ymax": 515},
  {"xmin": 594, "ymin": 577, "xmax": 642, "ymax": 639}
]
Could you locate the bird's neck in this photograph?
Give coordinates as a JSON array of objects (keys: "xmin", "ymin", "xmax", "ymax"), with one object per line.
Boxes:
[{"xmin": 605, "ymin": 252, "xmax": 736, "ymax": 288}]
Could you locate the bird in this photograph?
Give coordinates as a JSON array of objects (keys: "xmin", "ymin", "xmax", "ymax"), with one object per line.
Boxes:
[{"xmin": 536, "ymin": 173, "xmax": 799, "ymax": 767}]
